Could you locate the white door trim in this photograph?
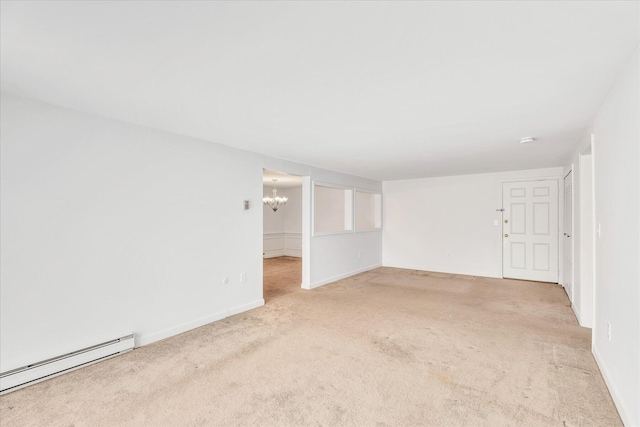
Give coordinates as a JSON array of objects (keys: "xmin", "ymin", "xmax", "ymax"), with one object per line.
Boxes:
[
  {"xmin": 262, "ymin": 170, "xmax": 311, "ymax": 290},
  {"xmin": 498, "ymin": 175, "xmax": 563, "ymax": 283},
  {"xmin": 563, "ymin": 167, "xmax": 575, "ymax": 303},
  {"xmin": 499, "ymin": 175, "xmax": 563, "ymax": 281}
]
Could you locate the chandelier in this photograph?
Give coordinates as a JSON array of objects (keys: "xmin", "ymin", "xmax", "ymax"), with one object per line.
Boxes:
[{"xmin": 263, "ymin": 179, "xmax": 288, "ymax": 212}]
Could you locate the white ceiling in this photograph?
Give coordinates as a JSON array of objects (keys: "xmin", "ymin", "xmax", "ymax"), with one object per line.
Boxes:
[
  {"xmin": 1, "ymin": 1, "xmax": 638, "ymax": 181},
  {"xmin": 263, "ymin": 169, "xmax": 302, "ymax": 189}
]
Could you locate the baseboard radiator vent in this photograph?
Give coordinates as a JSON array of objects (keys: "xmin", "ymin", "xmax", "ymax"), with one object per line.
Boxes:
[{"xmin": 0, "ymin": 334, "xmax": 135, "ymax": 395}]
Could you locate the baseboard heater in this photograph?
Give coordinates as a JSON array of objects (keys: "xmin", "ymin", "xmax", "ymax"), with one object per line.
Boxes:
[{"xmin": 0, "ymin": 334, "xmax": 135, "ymax": 395}]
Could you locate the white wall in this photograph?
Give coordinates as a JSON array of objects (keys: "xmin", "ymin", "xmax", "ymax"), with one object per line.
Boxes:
[
  {"xmin": 0, "ymin": 92, "xmax": 264, "ymax": 371},
  {"xmin": 588, "ymin": 46, "xmax": 638, "ymax": 427},
  {"xmin": 356, "ymin": 191, "xmax": 382, "ymax": 230},
  {"xmin": 283, "ymin": 187, "xmax": 302, "ymax": 234},
  {"xmin": 577, "ymin": 153, "xmax": 593, "ymax": 328},
  {"xmin": 1, "ymin": 92, "xmax": 382, "ymax": 372},
  {"xmin": 382, "ymin": 167, "xmax": 563, "ymax": 278}
]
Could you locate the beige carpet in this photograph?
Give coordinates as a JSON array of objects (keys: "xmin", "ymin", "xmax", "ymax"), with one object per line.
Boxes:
[{"xmin": 0, "ymin": 258, "xmax": 621, "ymax": 426}]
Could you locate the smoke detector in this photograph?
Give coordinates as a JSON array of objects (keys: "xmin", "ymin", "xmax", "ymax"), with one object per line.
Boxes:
[{"xmin": 520, "ymin": 137, "xmax": 535, "ymax": 144}]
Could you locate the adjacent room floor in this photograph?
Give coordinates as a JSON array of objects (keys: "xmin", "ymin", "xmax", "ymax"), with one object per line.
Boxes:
[
  {"xmin": 263, "ymin": 256, "xmax": 302, "ymax": 302},
  {"xmin": 0, "ymin": 265, "xmax": 621, "ymax": 426}
]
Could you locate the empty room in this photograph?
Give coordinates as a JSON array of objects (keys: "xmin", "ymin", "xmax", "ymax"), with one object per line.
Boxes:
[{"xmin": 0, "ymin": 1, "xmax": 638, "ymax": 426}]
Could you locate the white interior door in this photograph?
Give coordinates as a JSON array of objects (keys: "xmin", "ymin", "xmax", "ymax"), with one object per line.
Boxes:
[
  {"xmin": 502, "ymin": 180, "xmax": 559, "ymax": 282},
  {"xmin": 563, "ymin": 172, "xmax": 573, "ymax": 298}
]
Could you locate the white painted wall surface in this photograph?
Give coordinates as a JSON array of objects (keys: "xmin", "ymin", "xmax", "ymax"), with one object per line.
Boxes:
[
  {"xmin": 1, "ymin": 93, "xmax": 383, "ymax": 373},
  {"xmin": 0, "ymin": 93, "xmax": 264, "ymax": 371},
  {"xmin": 283, "ymin": 187, "xmax": 302, "ymax": 234},
  {"xmin": 589, "ymin": 46, "xmax": 639, "ymax": 427},
  {"xmin": 382, "ymin": 167, "xmax": 563, "ymax": 278},
  {"xmin": 578, "ymin": 153, "xmax": 593, "ymax": 328},
  {"xmin": 311, "ymin": 231, "xmax": 382, "ymax": 288},
  {"xmin": 356, "ymin": 191, "xmax": 382, "ymax": 231}
]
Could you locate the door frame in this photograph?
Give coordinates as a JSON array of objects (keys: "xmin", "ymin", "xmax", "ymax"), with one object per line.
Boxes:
[
  {"xmin": 261, "ymin": 169, "xmax": 311, "ymax": 291},
  {"xmin": 577, "ymin": 146, "xmax": 595, "ymax": 328},
  {"xmin": 301, "ymin": 176, "xmax": 311, "ymax": 289},
  {"xmin": 563, "ymin": 167, "xmax": 575, "ymax": 303},
  {"xmin": 499, "ymin": 175, "xmax": 563, "ymax": 282}
]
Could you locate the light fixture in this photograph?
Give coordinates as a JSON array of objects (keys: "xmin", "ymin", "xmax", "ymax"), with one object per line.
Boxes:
[
  {"xmin": 263, "ymin": 179, "xmax": 288, "ymax": 212},
  {"xmin": 520, "ymin": 137, "xmax": 535, "ymax": 144}
]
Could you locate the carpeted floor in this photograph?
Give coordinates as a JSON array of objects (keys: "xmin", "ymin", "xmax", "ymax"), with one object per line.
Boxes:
[
  {"xmin": 263, "ymin": 256, "xmax": 302, "ymax": 302},
  {"xmin": 0, "ymin": 258, "xmax": 621, "ymax": 426}
]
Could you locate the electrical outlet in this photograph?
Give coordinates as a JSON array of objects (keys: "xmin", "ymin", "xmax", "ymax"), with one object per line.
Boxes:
[
  {"xmin": 607, "ymin": 322, "xmax": 611, "ymax": 341},
  {"xmin": 222, "ymin": 277, "xmax": 229, "ymax": 285},
  {"xmin": 240, "ymin": 272, "xmax": 247, "ymax": 283}
]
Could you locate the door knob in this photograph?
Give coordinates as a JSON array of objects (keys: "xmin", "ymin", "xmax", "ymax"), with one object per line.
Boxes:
[
  {"xmin": 504, "ymin": 234, "xmax": 509, "ymax": 238},
  {"xmin": 504, "ymin": 219, "xmax": 509, "ymax": 223}
]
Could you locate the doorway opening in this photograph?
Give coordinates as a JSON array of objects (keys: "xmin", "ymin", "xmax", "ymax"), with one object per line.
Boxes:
[{"xmin": 262, "ymin": 169, "xmax": 306, "ymax": 302}]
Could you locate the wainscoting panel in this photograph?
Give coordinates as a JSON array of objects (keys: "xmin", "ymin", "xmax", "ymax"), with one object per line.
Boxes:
[
  {"xmin": 264, "ymin": 233, "xmax": 284, "ymax": 258},
  {"xmin": 284, "ymin": 233, "xmax": 302, "ymax": 257},
  {"xmin": 263, "ymin": 233, "xmax": 302, "ymax": 258}
]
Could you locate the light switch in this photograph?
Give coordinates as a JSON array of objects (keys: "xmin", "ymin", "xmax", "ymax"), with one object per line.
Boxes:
[{"xmin": 493, "ymin": 220, "xmax": 499, "ymax": 226}]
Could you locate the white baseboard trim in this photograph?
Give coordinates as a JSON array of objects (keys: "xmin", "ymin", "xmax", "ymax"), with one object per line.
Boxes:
[
  {"xmin": 136, "ymin": 310, "xmax": 228, "ymax": 347},
  {"xmin": 227, "ymin": 299, "xmax": 265, "ymax": 317},
  {"xmin": 283, "ymin": 249, "xmax": 302, "ymax": 258},
  {"xmin": 264, "ymin": 251, "xmax": 301, "ymax": 259},
  {"xmin": 264, "ymin": 249, "xmax": 284, "ymax": 258},
  {"xmin": 571, "ymin": 303, "xmax": 583, "ymax": 326},
  {"xmin": 308, "ymin": 264, "xmax": 381, "ymax": 289},
  {"xmin": 592, "ymin": 346, "xmax": 634, "ymax": 426},
  {"xmin": 136, "ymin": 299, "xmax": 265, "ymax": 347},
  {"xmin": 381, "ymin": 262, "xmax": 502, "ymax": 279},
  {"xmin": 264, "ymin": 232, "xmax": 301, "ymax": 259}
]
